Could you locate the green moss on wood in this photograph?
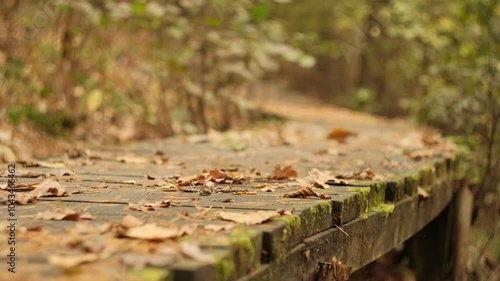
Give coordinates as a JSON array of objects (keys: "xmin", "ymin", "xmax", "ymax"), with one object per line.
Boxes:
[
  {"xmin": 358, "ymin": 211, "xmax": 368, "ymax": 219},
  {"xmin": 272, "ymin": 215, "xmax": 301, "ymax": 242},
  {"xmin": 371, "ymin": 203, "xmax": 395, "ymax": 219},
  {"xmin": 126, "ymin": 268, "xmax": 171, "ymax": 281},
  {"xmin": 215, "ymin": 255, "xmax": 235, "ymax": 281},
  {"xmin": 319, "ymin": 200, "xmax": 333, "ymax": 214},
  {"xmin": 228, "ymin": 228, "xmax": 257, "ymax": 267},
  {"xmin": 349, "ymin": 187, "xmax": 371, "ymax": 201}
]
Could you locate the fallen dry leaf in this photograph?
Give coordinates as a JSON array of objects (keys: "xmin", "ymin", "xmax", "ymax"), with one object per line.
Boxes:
[
  {"xmin": 260, "ymin": 186, "xmax": 276, "ymax": 192},
  {"xmin": 269, "ymin": 165, "xmax": 298, "ymax": 180},
  {"xmin": 123, "ymin": 223, "xmax": 182, "ymax": 240},
  {"xmin": 48, "ymin": 253, "xmax": 100, "ymax": 268},
  {"xmin": 121, "ymin": 215, "xmax": 144, "ymax": 228},
  {"xmin": 204, "ymin": 224, "xmax": 235, "ymax": 232},
  {"xmin": 35, "ymin": 208, "xmax": 89, "ymax": 221},
  {"xmin": 30, "ymin": 179, "xmax": 68, "ymax": 197},
  {"xmin": 283, "ymin": 186, "xmax": 332, "ymax": 199},
  {"xmin": 208, "ymin": 168, "xmax": 247, "ymax": 184},
  {"xmin": 327, "ymin": 128, "xmax": 357, "ymax": 144},
  {"xmin": 300, "ymin": 168, "xmax": 333, "ymax": 189},
  {"xmin": 13, "ymin": 192, "xmax": 37, "ymax": 205},
  {"xmin": 336, "ymin": 169, "xmax": 377, "ymax": 180},
  {"xmin": 219, "ymin": 210, "xmax": 291, "ymax": 225},
  {"xmin": 128, "ymin": 199, "xmax": 172, "ymax": 212}
]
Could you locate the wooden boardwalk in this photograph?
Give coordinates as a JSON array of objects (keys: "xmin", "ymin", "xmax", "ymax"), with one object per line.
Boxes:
[{"xmin": 0, "ymin": 100, "xmax": 458, "ymax": 281}]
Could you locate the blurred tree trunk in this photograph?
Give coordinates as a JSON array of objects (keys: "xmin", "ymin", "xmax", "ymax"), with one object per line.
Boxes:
[
  {"xmin": 196, "ymin": 43, "xmax": 208, "ymax": 133},
  {"xmin": 58, "ymin": 7, "xmax": 76, "ymax": 110},
  {"xmin": 155, "ymin": 23, "xmax": 174, "ymax": 137},
  {"xmin": 0, "ymin": 0, "xmax": 20, "ymax": 59}
]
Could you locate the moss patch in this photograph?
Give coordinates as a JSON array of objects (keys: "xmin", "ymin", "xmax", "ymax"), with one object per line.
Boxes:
[
  {"xmin": 348, "ymin": 187, "xmax": 371, "ymax": 202},
  {"xmin": 318, "ymin": 200, "xmax": 333, "ymax": 214},
  {"xmin": 126, "ymin": 268, "xmax": 171, "ymax": 281},
  {"xmin": 371, "ymin": 203, "xmax": 395, "ymax": 220},
  {"xmin": 215, "ymin": 255, "xmax": 235, "ymax": 281},
  {"xmin": 272, "ymin": 215, "xmax": 301, "ymax": 242},
  {"xmin": 228, "ymin": 228, "xmax": 257, "ymax": 266}
]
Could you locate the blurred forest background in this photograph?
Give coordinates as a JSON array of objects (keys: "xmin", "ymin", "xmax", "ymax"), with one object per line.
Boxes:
[{"xmin": 0, "ymin": 0, "xmax": 498, "ymax": 279}]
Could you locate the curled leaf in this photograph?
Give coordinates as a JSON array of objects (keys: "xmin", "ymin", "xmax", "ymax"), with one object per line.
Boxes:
[
  {"xmin": 283, "ymin": 186, "xmax": 331, "ymax": 199},
  {"xmin": 269, "ymin": 165, "xmax": 298, "ymax": 180},
  {"xmin": 219, "ymin": 210, "xmax": 290, "ymax": 225}
]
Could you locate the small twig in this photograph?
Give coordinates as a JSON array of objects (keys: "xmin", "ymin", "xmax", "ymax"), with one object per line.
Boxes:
[{"xmin": 334, "ymin": 223, "xmax": 349, "ymax": 236}]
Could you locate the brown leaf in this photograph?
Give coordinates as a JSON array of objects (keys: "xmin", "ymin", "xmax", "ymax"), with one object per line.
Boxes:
[
  {"xmin": 123, "ymin": 223, "xmax": 183, "ymax": 240},
  {"xmin": 260, "ymin": 186, "xmax": 276, "ymax": 192},
  {"xmin": 204, "ymin": 224, "xmax": 235, "ymax": 232},
  {"xmin": 129, "ymin": 200, "xmax": 172, "ymax": 212},
  {"xmin": 301, "ymin": 168, "xmax": 332, "ymax": 189},
  {"xmin": 48, "ymin": 253, "xmax": 100, "ymax": 268},
  {"xmin": 269, "ymin": 165, "xmax": 298, "ymax": 180},
  {"xmin": 336, "ymin": 169, "xmax": 377, "ymax": 180},
  {"xmin": 208, "ymin": 168, "xmax": 247, "ymax": 184},
  {"xmin": 283, "ymin": 186, "xmax": 332, "ymax": 199},
  {"xmin": 30, "ymin": 179, "xmax": 68, "ymax": 197},
  {"xmin": 219, "ymin": 210, "xmax": 289, "ymax": 225},
  {"xmin": 327, "ymin": 128, "xmax": 357, "ymax": 143},
  {"xmin": 35, "ymin": 208, "xmax": 84, "ymax": 221},
  {"xmin": 121, "ymin": 215, "xmax": 144, "ymax": 228},
  {"xmin": 14, "ymin": 193, "xmax": 37, "ymax": 205}
]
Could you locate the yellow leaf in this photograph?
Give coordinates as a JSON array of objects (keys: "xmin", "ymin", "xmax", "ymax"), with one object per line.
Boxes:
[{"xmin": 86, "ymin": 89, "xmax": 103, "ymax": 112}]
